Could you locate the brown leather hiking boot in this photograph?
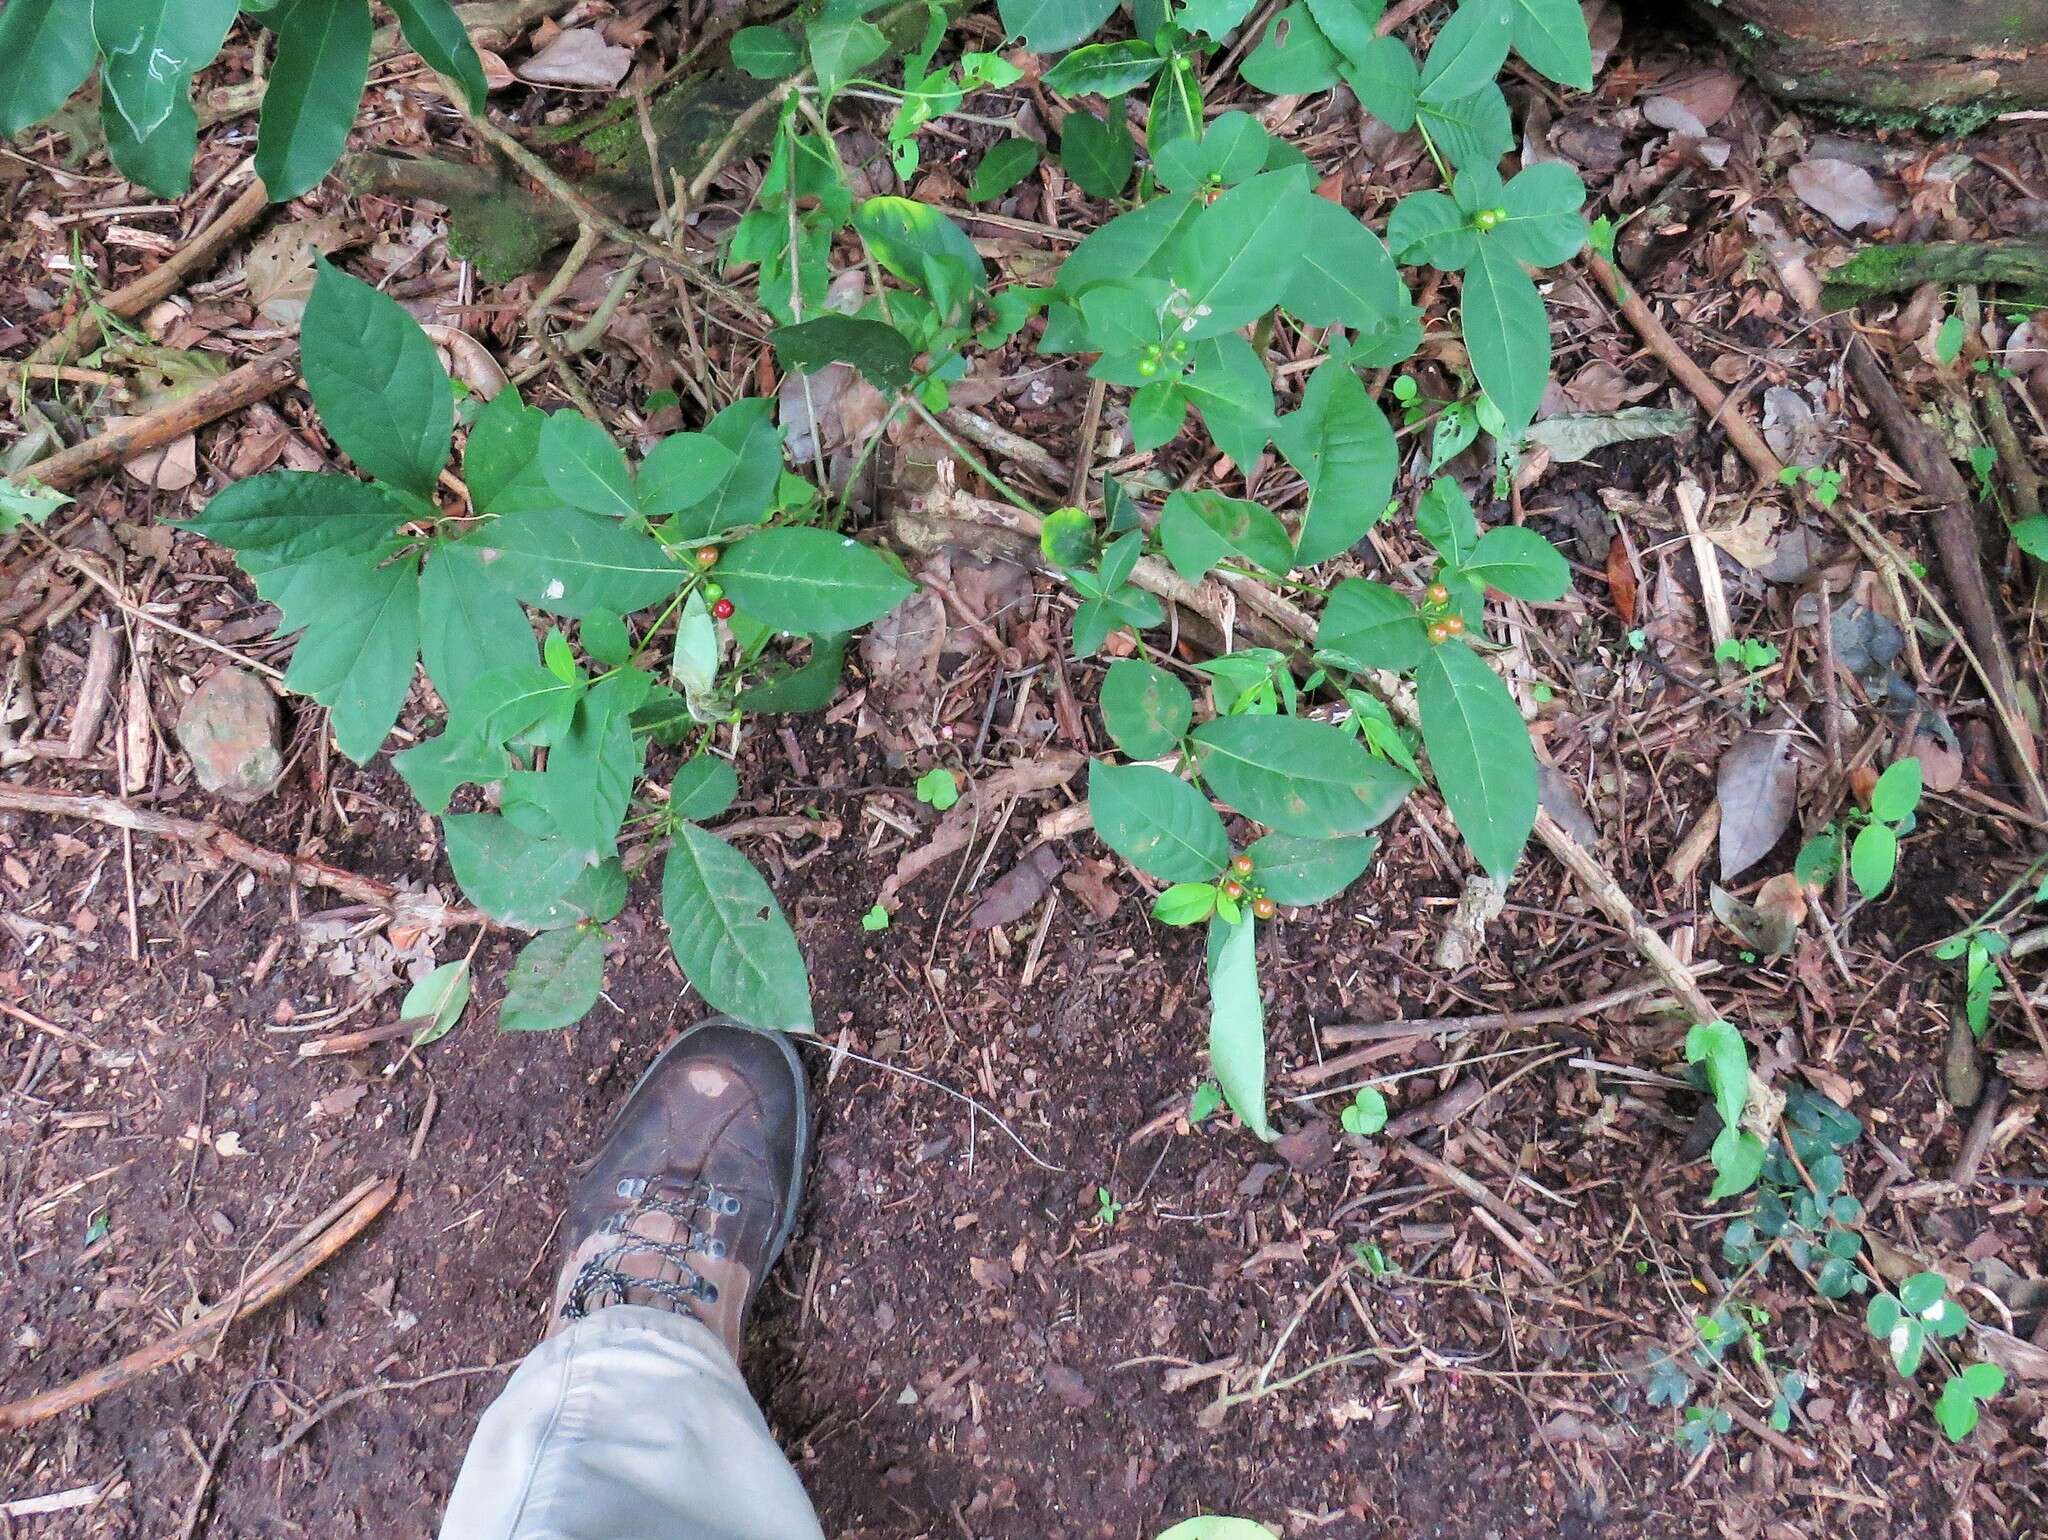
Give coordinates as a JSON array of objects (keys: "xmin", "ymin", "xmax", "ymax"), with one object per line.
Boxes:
[{"xmin": 548, "ymin": 1018, "xmax": 809, "ymax": 1362}]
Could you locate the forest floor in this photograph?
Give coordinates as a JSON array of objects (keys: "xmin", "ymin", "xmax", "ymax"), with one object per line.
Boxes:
[{"xmin": 3, "ymin": 3, "xmax": 2048, "ymax": 1537}]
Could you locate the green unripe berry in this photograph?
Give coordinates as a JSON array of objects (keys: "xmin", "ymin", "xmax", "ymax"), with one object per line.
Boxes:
[
  {"xmin": 1137, "ymin": 358, "xmax": 1159, "ymax": 377},
  {"xmin": 1473, "ymin": 207, "xmax": 1504, "ymax": 231}
]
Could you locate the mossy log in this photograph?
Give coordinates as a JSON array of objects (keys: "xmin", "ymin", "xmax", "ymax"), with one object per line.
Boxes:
[
  {"xmin": 1821, "ymin": 241, "xmax": 2048, "ymax": 309},
  {"xmin": 1687, "ymin": 0, "xmax": 2048, "ymax": 124}
]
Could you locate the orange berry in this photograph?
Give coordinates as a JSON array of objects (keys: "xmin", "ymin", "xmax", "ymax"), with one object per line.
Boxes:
[
  {"xmin": 1443, "ymin": 614, "xmax": 1466, "ymax": 636},
  {"xmin": 1230, "ymin": 854, "xmax": 1255, "ymax": 878},
  {"xmin": 1427, "ymin": 621, "xmax": 1451, "ymax": 644},
  {"xmin": 1220, "ymin": 879, "xmax": 1245, "ymax": 900},
  {"xmin": 695, "ymin": 546, "xmax": 720, "ymax": 568},
  {"xmin": 1426, "ymin": 582, "xmax": 1450, "ymax": 606},
  {"xmin": 1252, "ymin": 895, "xmax": 1277, "ymax": 920}
]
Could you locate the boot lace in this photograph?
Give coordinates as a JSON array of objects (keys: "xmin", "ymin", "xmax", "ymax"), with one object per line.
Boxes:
[{"xmin": 559, "ymin": 1182, "xmax": 741, "ymax": 1322}]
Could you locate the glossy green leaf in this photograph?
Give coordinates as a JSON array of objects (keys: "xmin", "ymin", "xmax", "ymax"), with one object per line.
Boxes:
[
  {"xmin": 419, "ymin": 538, "xmax": 535, "ymax": 703},
  {"xmin": 1181, "ymin": 336, "xmax": 1278, "ymax": 475},
  {"xmin": 731, "ymin": 25, "xmax": 805, "ymax": 78},
  {"xmin": 1088, "ymin": 762, "xmax": 1229, "ymax": 881},
  {"xmin": 1415, "ymin": 640, "xmax": 1534, "ymax": 879},
  {"xmin": 1169, "ymin": 171, "xmax": 1312, "ymax": 340},
  {"xmin": 1042, "ymin": 40, "xmax": 1163, "ymax": 96},
  {"xmin": 442, "ymin": 812, "xmax": 589, "ymax": 927},
  {"xmin": 540, "ymin": 412, "xmax": 637, "ymax": 517},
  {"xmin": 970, "ymin": 140, "xmax": 1042, "ymax": 204},
  {"xmin": 662, "ymin": 822, "xmax": 814, "ymax": 1030},
  {"xmin": 0, "ymin": 0, "xmax": 98, "ymax": 137},
  {"xmin": 1415, "ymin": 476, "xmax": 1481, "ymax": 566},
  {"xmin": 256, "ymin": 0, "xmax": 372, "ymax": 200},
  {"xmin": 1414, "ymin": 84, "xmax": 1513, "ymax": 170},
  {"xmin": 773, "ymin": 315, "xmax": 920, "ymax": 393},
  {"xmin": 854, "ymin": 197, "xmax": 986, "ymax": 318},
  {"xmin": 1160, "ymin": 490, "xmax": 1292, "ymax": 581},
  {"xmin": 671, "ymin": 755, "xmax": 740, "ymax": 820},
  {"xmin": 635, "ymin": 433, "xmax": 739, "ymax": 519},
  {"xmin": 103, "ymin": 88, "xmax": 197, "ymax": 196},
  {"xmin": 1461, "ymin": 525, "xmax": 1570, "ymax": 600},
  {"xmin": 1461, "ymin": 243, "xmax": 1550, "ymax": 433},
  {"xmin": 401, "ymin": 957, "xmax": 472, "ymax": 1045},
  {"xmin": 386, "ymin": 0, "xmax": 489, "ymax": 110},
  {"xmin": 1274, "ymin": 360, "xmax": 1398, "ymax": 566},
  {"xmin": 1418, "ymin": 0, "xmax": 1512, "ymax": 103},
  {"xmin": 303, "ymin": 259, "xmax": 452, "ymax": 498},
  {"xmin": 94, "ymin": 0, "xmax": 237, "ymax": 140},
  {"xmin": 1145, "ymin": 51, "xmax": 1202, "ymax": 155},
  {"xmin": 484, "ymin": 507, "xmax": 682, "ymax": 618},
  {"xmin": 1205, "ymin": 915, "xmax": 1275, "ymax": 1141},
  {"xmin": 1241, "ymin": 4, "xmax": 1342, "ymax": 94},
  {"xmin": 1283, "ymin": 196, "xmax": 1409, "ymax": 329},
  {"xmin": 1317, "ymin": 578, "xmax": 1427, "ymax": 671},
  {"xmin": 715, "ymin": 528, "xmax": 915, "ymax": 634},
  {"xmin": 499, "ymin": 925, "xmax": 607, "ymax": 1032},
  {"xmin": 1101, "ymin": 658, "xmax": 1193, "ymax": 757},
  {"xmin": 1059, "ymin": 106, "xmax": 1134, "ymax": 198},
  {"xmin": 1870, "ymin": 758, "xmax": 1922, "ymax": 824},
  {"xmin": 1245, "ymin": 832, "xmax": 1378, "ymax": 904},
  {"xmin": 1192, "ymin": 716, "xmax": 1411, "ymax": 837},
  {"xmin": 1509, "ymin": 0, "xmax": 1594, "ymax": 90},
  {"xmin": 1849, "ymin": 822, "xmax": 1898, "ymax": 898},
  {"xmin": 998, "ymin": 0, "xmax": 1119, "ymax": 52},
  {"xmin": 1153, "ymin": 882, "xmax": 1219, "ymax": 925}
]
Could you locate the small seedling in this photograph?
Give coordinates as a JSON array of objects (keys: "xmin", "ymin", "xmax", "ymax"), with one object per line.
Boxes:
[
  {"xmin": 1777, "ymin": 463, "xmax": 1845, "ymax": 509},
  {"xmin": 860, "ymin": 903, "xmax": 890, "ymax": 931},
  {"xmin": 915, "ymin": 767, "xmax": 961, "ymax": 810},
  {"xmin": 1188, "ymin": 1081, "xmax": 1223, "ymax": 1123},
  {"xmin": 1339, "ymin": 1086, "xmax": 1389, "ymax": 1137},
  {"xmin": 1713, "ymin": 637, "xmax": 1779, "ymax": 672},
  {"xmin": 1796, "ymin": 758, "xmax": 1922, "ymax": 900},
  {"xmin": 1092, "ymin": 1186, "xmax": 1124, "ymax": 1226}
]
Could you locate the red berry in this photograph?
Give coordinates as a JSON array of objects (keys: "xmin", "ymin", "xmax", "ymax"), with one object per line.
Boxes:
[{"xmin": 712, "ymin": 597, "xmax": 735, "ymax": 620}]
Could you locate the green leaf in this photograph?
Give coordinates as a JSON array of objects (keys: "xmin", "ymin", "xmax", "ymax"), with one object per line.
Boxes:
[
  {"xmin": 442, "ymin": 812, "xmax": 590, "ymax": 927},
  {"xmin": 1192, "ymin": 716, "xmax": 1411, "ymax": 838},
  {"xmin": 915, "ymin": 767, "xmax": 961, "ymax": 810},
  {"xmin": 1154, "ymin": 111, "xmax": 1272, "ymax": 193},
  {"xmin": 1145, "ymin": 51, "xmax": 1203, "ymax": 157},
  {"xmin": 1509, "ymin": 0, "xmax": 1593, "ymax": 90},
  {"xmin": 1708, "ymin": 1126, "xmax": 1766, "ymax": 1201},
  {"xmin": 1386, "ymin": 188, "xmax": 1479, "ymax": 270},
  {"xmin": 386, "ymin": 0, "xmax": 489, "ymax": 110},
  {"xmin": 484, "ymin": 507, "xmax": 683, "ymax": 618},
  {"xmin": 1283, "ymin": 196, "xmax": 1411, "ymax": 330},
  {"xmin": 805, "ymin": 10, "xmax": 888, "ymax": 101},
  {"xmin": 94, "ymin": 0, "xmax": 237, "ymax": 140},
  {"xmin": 1169, "ymin": 171, "xmax": 1312, "ymax": 341},
  {"xmin": 671, "ymin": 755, "xmax": 740, "ymax": 820},
  {"xmin": 662, "ymin": 822, "xmax": 814, "ymax": 1030},
  {"xmin": 186, "ymin": 470, "xmax": 399, "ymax": 564},
  {"xmin": 1341, "ymin": 1085, "xmax": 1389, "ymax": 1135},
  {"xmin": 581, "ymin": 609, "xmax": 631, "ymax": 667},
  {"xmin": 1899, "ymin": 1271, "xmax": 1948, "ymax": 1314},
  {"xmin": 635, "ymin": 433, "xmax": 739, "ymax": 519},
  {"xmin": 2012, "ymin": 516, "xmax": 2048, "ymax": 561},
  {"xmin": 1870, "ymin": 758, "xmax": 1922, "ymax": 824},
  {"xmin": 1461, "ymin": 525, "xmax": 1570, "ymax": 600},
  {"xmin": 1300, "ymin": 0, "xmax": 1383, "ymax": 70},
  {"xmin": 663, "ymin": 397, "xmax": 784, "ymax": 540},
  {"xmin": 998, "ymin": 0, "xmax": 1119, "ymax": 52},
  {"xmin": 1245, "ymin": 832, "xmax": 1378, "ymax": 904},
  {"xmin": 103, "ymin": 88, "xmax": 197, "ymax": 196},
  {"xmin": 970, "ymin": 139, "xmax": 1042, "ymax": 203},
  {"xmin": 1059, "ymin": 106, "xmax": 1134, "ymax": 198},
  {"xmin": 1461, "ymin": 243, "xmax": 1550, "ymax": 434},
  {"xmin": 1182, "ymin": 336, "xmax": 1278, "ymax": 473},
  {"xmin": 1043, "ymin": 40, "xmax": 1163, "ymax": 96},
  {"xmin": 1160, "ymin": 490, "xmax": 1293, "ymax": 581},
  {"xmin": 540, "ymin": 412, "xmax": 637, "ymax": 517},
  {"xmin": 1101, "ymin": 658, "xmax": 1193, "ymax": 758},
  {"xmin": 1959, "ymin": 1361, "xmax": 2005, "ymax": 1398},
  {"xmin": 498, "ymin": 925, "xmax": 607, "ymax": 1032},
  {"xmin": 715, "ymin": 528, "xmax": 915, "ymax": 634},
  {"xmin": 265, "ymin": 545, "xmax": 419, "ymax": 762},
  {"xmin": 773, "ymin": 315, "xmax": 920, "ymax": 394},
  {"xmin": 502, "ymin": 673, "xmax": 647, "ymax": 860},
  {"xmin": 1088, "ymin": 762, "xmax": 1229, "ymax": 881},
  {"xmin": 1206, "ymin": 915, "xmax": 1275, "ymax": 1140},
  {"xmin": 0, "ymin": 0, "xmax": 98, "ymax": 137},
  {"xmin": 1492, "ymin": 161, "xmax": 1589, "ymax": 268},
  {"xmin": 1274, "ymin": 360, "xmax": 1398, "ymax": 566},
  {"xmin": 463, "ymin": 389, "xmax": 554, "ymax": 516},
  {"xmin": 1415, "ymin": 476, "xmax": 1481, "ymax": 566},
  {"xmin": 731, "ymin": 25, "xmax": 805, "ymax": 78},
  {"xmin": 419, "ymin": 539, "xmax": 534, "ymax": 703},
  {"xmin": 1415, "ymin": 640, "xmax": 1534, "ymax": 879},
  {"xmin": 401, "ymin": 958, "xmax": 472, "ymax": 1046},
  {"xmin": 1934, "ymin": 1378, "xmax": 1982, "ymax": 1442},
  {"xmin": 303, "ymin": 259, "xmax": 452, "ymax": 498},
  {"xmin": 1056, "ymin": 193, "xmax": 1199, "ymax": 298},
  {"xmin": 1414, "ymin": 84, "xmax": 1513, "ymax": 171},
  {"xmin": 1418, "ymin": 0, "xmax": 1512, "ymax": 103},
  {"xmin": 1241, "ymin": 4, "xmax": 1342, "ymax": 94},
  {"xmin": 256, "ymin": 0, "xmax": 372, "ymax": 201},
  {"xmin": 861, "ymin": 902, "xmax": 891, "ymax": 930},
  {"xmin": 1128, "ymin": 380, "xmax": 1187, "ymax": 452},
  {"xmin": 1849, "ymin": 822, "xmax": 1898, "ymax": 898},
  {"xmin": 854, "ymin": 197, "xmax": 986, "ymax": 318},
  {"xmin": 1177, "ymin": 0, "xmax": 1259, "ymax": 38},
  {"xmin": 1317, "ymin": 579, "xmax": 1427, "ymax": 671},
  {"xmin": 735, "ymin": 634, "xmax": 849, "ymax": 714},
  {"xmin": 0, "ymin": 477, "xmax": 71, "ymax": 535},
  {"xmin": 1153, "ymin": 882, "xmax": 1219, "ymax": 925}
]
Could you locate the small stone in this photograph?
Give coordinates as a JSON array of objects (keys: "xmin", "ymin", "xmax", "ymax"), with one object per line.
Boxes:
[{"xmin": 176, "ymin": 668, "xmax": 283, "ymax": 802}]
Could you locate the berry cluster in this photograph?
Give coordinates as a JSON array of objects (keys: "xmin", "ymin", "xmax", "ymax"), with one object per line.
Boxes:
[{"xmin": 1422, "ymin": 580, "xmax": 1465, "ymax": 645}]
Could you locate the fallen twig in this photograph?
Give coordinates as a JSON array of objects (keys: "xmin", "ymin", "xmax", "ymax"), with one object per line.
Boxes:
[
  {"xmin": 16, "ymin": 344, "xmax": 301, "ymax": 492},
  {"xmin": 262, "ymin": 1361, "xmax": 515, "ymax": 1459},
  {"xmin": 0, "ymin": 784, "xmax": 486, "ymax": 931},
  {"xmin": 0, "ymin": 1175, "xmax": 398, "ymax": 1430}
]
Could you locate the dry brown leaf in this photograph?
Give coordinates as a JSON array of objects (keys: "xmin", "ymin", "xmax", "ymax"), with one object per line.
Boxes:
[
  {"xmin": 1717, "ymin": 730, "xmax": 1800, "ymax": 880},
  {"xmin": 1789, "ymin": 158, "xmax": 1899, "ymax": 232},
  {"xmin": 1604, "ymin": 534, "xmax": 1637, "ymax": 626},
  {"xmin": 519, "ymin": 28, "xmax": 633, "ymax": 87}
]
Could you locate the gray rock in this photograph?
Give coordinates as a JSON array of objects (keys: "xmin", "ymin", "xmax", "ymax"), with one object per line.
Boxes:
[{"xmin": 177, "ymin": 668, "xmax": 283, "ymax": 802}]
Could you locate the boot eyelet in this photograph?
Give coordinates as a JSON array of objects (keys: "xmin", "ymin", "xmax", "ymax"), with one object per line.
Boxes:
[
  {"xmin": 707, "ymin": 1238, "xmax": 727, "ymax": 1260},
  {"xmin": 719, "ymin": 1194, "xmax": 742, "ymax": 1215},
  {"xmin": 616, "ymin": 1177, "xmax": 647, "ymax": 1199},
  {"xmin": 699, "ymin": 1281, "xmax": 720, "ymax": 1304}
]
